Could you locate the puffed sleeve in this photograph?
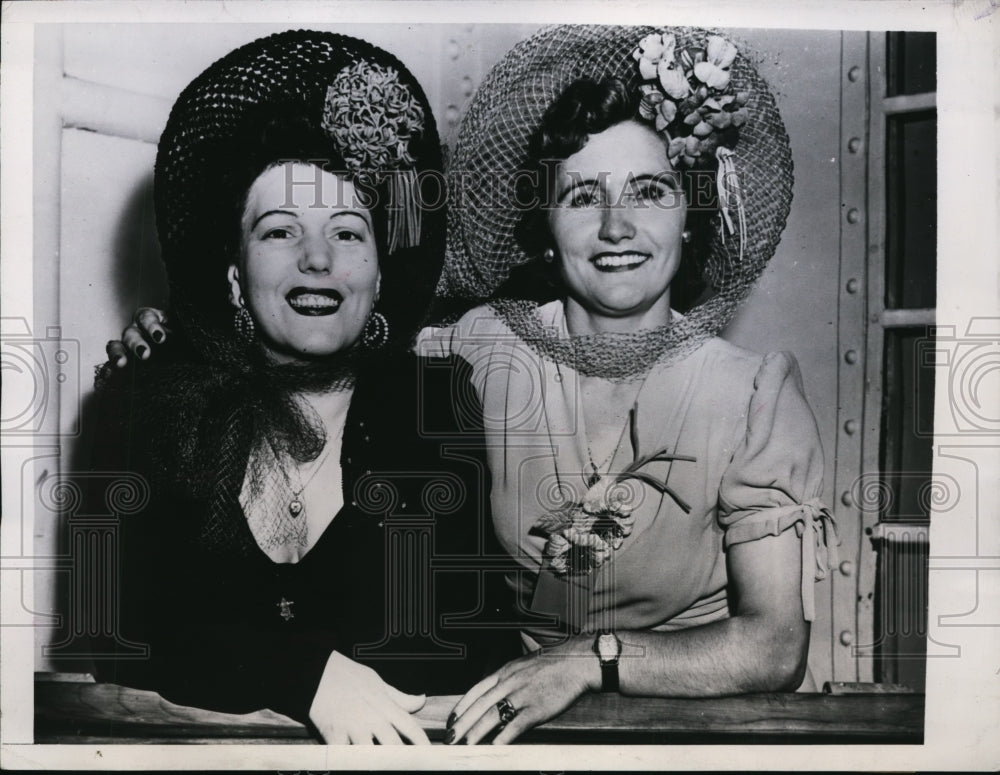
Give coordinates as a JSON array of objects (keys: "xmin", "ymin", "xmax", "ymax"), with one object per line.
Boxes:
[{"xmin": 717, "ymin": 351, "xmax": 838, "ymax": 622}]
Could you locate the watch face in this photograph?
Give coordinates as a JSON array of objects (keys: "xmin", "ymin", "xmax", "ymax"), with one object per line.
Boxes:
[{"xmin": 596, "ymin": 632, "xmax": 621, "ymax": 661}]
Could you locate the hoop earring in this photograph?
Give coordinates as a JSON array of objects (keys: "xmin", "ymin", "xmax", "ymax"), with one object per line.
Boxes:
[
  {"xmin": 681, "ymin": 230, "xmax": 693, "ymax": 244},
  {"xmin": 363, "ymin": 310, "xmax": 389, "ymax": 349},
  {"xmin": 234, "ymin": 296, "xmax": 255, "ymax": 343}
]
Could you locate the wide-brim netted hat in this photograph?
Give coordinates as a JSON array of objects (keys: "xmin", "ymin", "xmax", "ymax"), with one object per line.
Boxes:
[
  {"xmin": 155, "ymin": 30, "xmax": 444, "ymax": 350},
  {"xmin": 440, "ymin": 25, "xmax": 793, "ymax": 380}
]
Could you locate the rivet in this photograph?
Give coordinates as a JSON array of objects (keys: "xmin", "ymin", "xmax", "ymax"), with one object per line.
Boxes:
[
  {"xmin": 401, "ymin": 502, "xmax": 407, "ymax": 509},
  {"xmin": 844, "ymin": 419, "xmax": 858, "ymax": 435},
  {"xmin": 447, "ymin": 40, "xmax": 460, "ymax": 60},
  {"xmin": 553, "ymin": 372, "xmax": 563, "ymax": 383},
  {"xmin": 461, "ymin": 76, "xmax": 474, "ymax": 97},
  {"xmin": 839, "ymin": 560, "xmax": 854, "ymax": 577},
  {"xmin": 848, "ymin": 137, "xmax": 862, "ymax": 153},
  {"xmin": 846, "ymin": 278, "xmax": 859, "ymax": 294},
  {"xmin": 846, "ymin": 208, "xmax": 860, "ymax": 224},
  {"xmin": 847, "ymin": 66, "xmax": 861, "ymax": 82},
  {"xmin": 840, "ymin": 630, "xmax": 854, "ymax": 646},
  {"xmin": 845, "ymin": 349, "xmax": 858, "ymax": 364},
  {"xmin": 364, "ymin": 435, "xmax": 371, "ymax": 443},
  {"xmin": 446, "ymin": 104, "xmax": 460, "ymax": 126},
  {"xmin": 841, "ymin": 491, "xmax": 853, "ymax": 507},
  {"xmin": 365, "ymin": 469, "xmax": 372, "ymax": 476}
]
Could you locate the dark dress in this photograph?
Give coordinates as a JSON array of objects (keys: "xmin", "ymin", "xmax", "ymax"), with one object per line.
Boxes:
[{"xmin": 86, "ymin": 348, "xmax": 520, "ymax": 727}]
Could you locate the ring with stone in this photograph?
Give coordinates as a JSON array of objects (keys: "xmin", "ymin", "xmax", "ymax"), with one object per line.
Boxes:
[{"xmin": 495, "ymin": 697, "xmax": 518, "ymax": 725}]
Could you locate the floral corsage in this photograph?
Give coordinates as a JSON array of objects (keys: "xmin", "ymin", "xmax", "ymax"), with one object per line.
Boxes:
[
  {"xmin": 632, "ymin": 32, "xmax": 749, "ymax": 168},
  {"xmin": 530, "ymin": 406, "xmax": 696, "ymax": 576}
]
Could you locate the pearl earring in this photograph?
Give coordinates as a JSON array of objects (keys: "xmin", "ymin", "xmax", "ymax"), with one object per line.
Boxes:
[
  {"xmin": 681, "ymin": 230, "xmax": 693, "ymax": 244},
  {"xmin": 543, "ymin": 248, "xmax": 555, "ymax": 262}
]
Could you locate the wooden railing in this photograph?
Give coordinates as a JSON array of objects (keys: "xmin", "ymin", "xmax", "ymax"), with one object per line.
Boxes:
[{"xmin": 35, "ymin": 673, "xmax": 923, "ymax": 744}]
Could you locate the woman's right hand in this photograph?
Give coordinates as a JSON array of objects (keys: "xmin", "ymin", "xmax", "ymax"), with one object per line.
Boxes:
[
  {"xmin": 309, "ymin": 651, "xmax": 431, "ymax": 745},
  {"xmin": 105, "ymin": 307, "xmax": 170, "ymax": 368}
]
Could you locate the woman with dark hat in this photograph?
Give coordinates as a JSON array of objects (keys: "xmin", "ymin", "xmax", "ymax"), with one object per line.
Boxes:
[
  {"xmin": 418, "ymin": 25, "xmax": 838, "ymax": 743},
  {"xmin": 88, "ymin": 30, "xmax": 515, "ymax": 744}
]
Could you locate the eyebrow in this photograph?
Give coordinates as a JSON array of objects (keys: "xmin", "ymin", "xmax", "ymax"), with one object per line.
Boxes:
[
  {"xmin": 630, "ymin": 172, "xmax": 681, "ymax": 190},
  {"xmin": 250, "ymin": 209, "xmax": 371, "ymax": 231},
  {"xmin": 251, "ymin": 209, "xmax": 297, "ymax": 231},
  {"xmin": 556, "ymin": 178, "xmax": 601, "ymax": 203}
]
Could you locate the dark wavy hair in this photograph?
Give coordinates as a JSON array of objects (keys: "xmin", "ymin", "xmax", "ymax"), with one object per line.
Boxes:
[{"xmin": 501, "ymin": 77, "xmax": 714, "ymax": 312}]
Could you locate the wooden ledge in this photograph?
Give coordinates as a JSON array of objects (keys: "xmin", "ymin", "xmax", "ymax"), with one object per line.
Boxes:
[{"xmin": 34, "ymin": 673, "xmax": 924, "ymax": 744}]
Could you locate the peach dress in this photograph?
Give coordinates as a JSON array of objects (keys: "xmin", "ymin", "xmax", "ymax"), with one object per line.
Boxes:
[{"xmin": 419, "ymin": 301, "xmax": 836, "ymax": 648}]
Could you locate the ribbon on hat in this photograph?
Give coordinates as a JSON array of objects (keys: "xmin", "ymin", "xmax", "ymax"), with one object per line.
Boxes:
[
  {"xmin": 385, "ymin": 168, "xmax": 422, "ymax": 254},
  {"xmin": 716, "ymin": 147, "xmax": 746, "ymax": 266}
]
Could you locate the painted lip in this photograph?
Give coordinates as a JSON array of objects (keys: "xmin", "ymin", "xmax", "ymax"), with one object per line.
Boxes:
[
  {"xmin": 590, "ymin": 251, "xmax": 651, "ymax": 273},
  {"xmin": 285, "ymin": 287, "xmax": 343, "ymax": 316}
]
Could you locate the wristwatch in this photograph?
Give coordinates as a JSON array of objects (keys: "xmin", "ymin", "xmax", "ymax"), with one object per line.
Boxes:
[{"xmin": 593, "ymin": 630, "xmax": 622, "ymax": 692}]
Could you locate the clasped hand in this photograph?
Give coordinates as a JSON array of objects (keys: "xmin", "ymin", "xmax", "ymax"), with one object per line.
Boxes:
[{"xmin": 309, "ymin": 651, "xmax": 430, "ymax": 745}]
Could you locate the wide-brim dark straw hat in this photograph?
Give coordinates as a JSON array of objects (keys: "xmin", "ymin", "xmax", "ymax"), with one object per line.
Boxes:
[
  {"xmin": 154, "ymin": 29, "xmax": 445, "ymax": 349},
  {"xmin": 440, "ymin": 25, "xmax": 793, "ymax": 379}
]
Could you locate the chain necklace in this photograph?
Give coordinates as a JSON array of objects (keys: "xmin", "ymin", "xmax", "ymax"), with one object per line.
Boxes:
[
  {"xmin": 577, "ymin": 367, "xmax": 653, "ymax": 488},
  {"xmin": 585, "ymin": 421, "xmax": 630, "ymax": 488},
  {"xmin": 287, "ymin": 440, "xmax": 336, "ymax": 518}
]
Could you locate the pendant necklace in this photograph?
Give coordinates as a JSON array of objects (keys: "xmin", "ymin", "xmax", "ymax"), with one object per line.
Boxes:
[
  {"xmin": 586, "ymin": 426, "xmax": 628, "ymax": 488},
  {"xmin": 288, "ymin": 442, "xmax": 335, "ymax": 518},
  {"xmin": 581, "ymin": 370, "xmax": 652, "ymax": 488}
]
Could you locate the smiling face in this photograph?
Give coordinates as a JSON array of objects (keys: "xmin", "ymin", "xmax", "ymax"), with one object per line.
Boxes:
[
  {"xmin": 228, "ymin": 162, "xmax": 381, "ymax": 363},
  {"xmin": 547, "ymin": 120, "xmax": 686, "ymax": 332}
]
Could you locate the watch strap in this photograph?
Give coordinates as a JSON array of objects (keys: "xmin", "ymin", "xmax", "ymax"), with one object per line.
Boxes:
[{"xmin": 600, "ymin": 659, "xmax": 620, "ymax": 692}]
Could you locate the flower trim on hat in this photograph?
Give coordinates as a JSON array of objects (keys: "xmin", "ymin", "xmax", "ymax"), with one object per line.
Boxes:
[
  {"xmin": 633, "ymin": 31, "xmax": 750, "ymax": 261},
  {"xmin": 321, "ymin": 60, "xmax": 426, "ymax": 252},
  {"xmin": 632, "ymin": 32, "xmax": 749, "ymax": 168},
  {"xmin": 322, "ymin": 60, "xmax": 425, "ymax": 174}
]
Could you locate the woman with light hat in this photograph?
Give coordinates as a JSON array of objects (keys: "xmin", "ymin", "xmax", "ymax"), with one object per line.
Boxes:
[
  {"xmin": 422, "ymin": 25, "xmax": 838, "ymax": 743},
  {"xmin": 87, "ymin": 30, "xmax": 517, "ymax": 744}
]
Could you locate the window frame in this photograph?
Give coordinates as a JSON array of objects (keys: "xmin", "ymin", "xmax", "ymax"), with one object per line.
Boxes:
[{"xmin": 857, "ymin": 31, "xmax": 935, "ymax": 687}]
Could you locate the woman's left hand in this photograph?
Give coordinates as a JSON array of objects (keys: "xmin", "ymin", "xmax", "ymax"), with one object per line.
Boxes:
[{"xmin": 446, "ymin": 637, "xmax": 600, "ymax": 745}]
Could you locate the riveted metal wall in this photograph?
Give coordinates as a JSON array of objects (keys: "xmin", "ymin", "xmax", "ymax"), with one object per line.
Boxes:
[{"xmin": 832, "ymin": 31, "xmax": 874, "ymax": 683}]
